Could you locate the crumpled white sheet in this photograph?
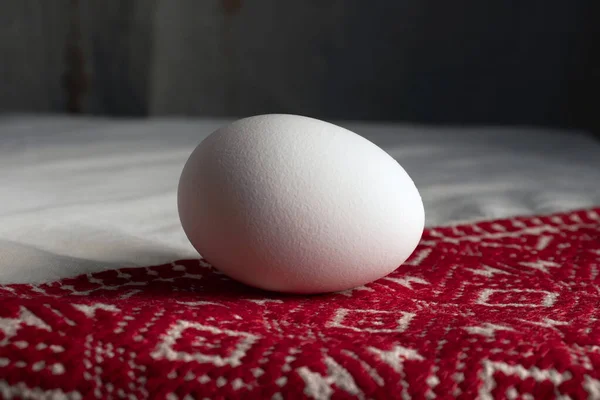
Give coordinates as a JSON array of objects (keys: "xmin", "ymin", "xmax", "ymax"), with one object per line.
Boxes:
[{"xmin": 1, "ymin": 115, "xmax": 599, "ymax": 284}]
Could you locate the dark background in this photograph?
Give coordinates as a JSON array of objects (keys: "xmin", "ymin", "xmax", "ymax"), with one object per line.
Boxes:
[{"xmin": 0, "ymin": 0, "xmax": 598, "ymax": 130}]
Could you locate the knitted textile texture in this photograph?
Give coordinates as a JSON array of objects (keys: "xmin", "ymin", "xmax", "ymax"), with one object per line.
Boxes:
[{"xmin": 1, "ymin": 208, "xmax": 600, "ymax": 399}]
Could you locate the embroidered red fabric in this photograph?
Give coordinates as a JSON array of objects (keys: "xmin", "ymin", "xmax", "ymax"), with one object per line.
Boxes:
[{"xmin": 1, "ymin": 208, "xmax": 600, "ymax": 399}]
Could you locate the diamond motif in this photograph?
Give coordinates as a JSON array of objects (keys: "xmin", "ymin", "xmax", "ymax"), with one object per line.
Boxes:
[
  {"xmin": 327, "ymin": 308, "xmax": 415, "ymax": 333},
  {"xmin": 476, "ymin": 289, "xmax": 558, "ymax": 307},
  {"xmin": 151, "ymin": 320, "xmax": 259, "ymax": 368}
]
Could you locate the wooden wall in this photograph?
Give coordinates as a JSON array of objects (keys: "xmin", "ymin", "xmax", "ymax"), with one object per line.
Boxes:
[{"xmin": 0, "ymin": 0, "xmax": 596, "ymax": 130}]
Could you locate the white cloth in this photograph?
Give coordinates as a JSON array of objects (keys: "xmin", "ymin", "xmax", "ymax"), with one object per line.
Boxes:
[{"xmin": 1, "ymin": 115, "xmax": 599, "ymax": 284}]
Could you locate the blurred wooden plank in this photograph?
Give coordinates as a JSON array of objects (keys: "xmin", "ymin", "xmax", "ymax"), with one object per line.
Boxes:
[
  {"xmin": 0, "ymin": 1, "xmax": 71, "ymax": 113},
  {"xmin": 148, "ymin": 0, "xmax": 348, "ymax": 117},
  {"xmin": 0, "ymin": 0, "xmax": 155, "ymax": 115},
  {"xmin": 82, "ymin": 0, "xmax": 156, "ymax": 115}
]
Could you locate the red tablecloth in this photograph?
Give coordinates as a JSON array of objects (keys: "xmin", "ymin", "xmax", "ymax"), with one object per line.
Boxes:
[{"xmin": 1, "ymin": 208, "xmax": 600, "ymax": 399}]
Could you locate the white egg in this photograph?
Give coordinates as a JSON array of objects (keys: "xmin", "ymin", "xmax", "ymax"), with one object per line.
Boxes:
[{"xmin": 178, "ymin": 114, "xmax": 424, "ymax": 294}]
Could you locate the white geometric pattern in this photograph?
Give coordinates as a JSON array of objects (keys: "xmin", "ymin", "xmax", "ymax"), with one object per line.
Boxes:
[
  {"xmin": 478, "ymin": 360, "xmax": 573, "ymax": 400},
  {"xmin": 327, "ymin": 308, "xmax": 415, "ymax": 333},
  {"xmin": 476, "ymin": 289, "xmax": 559, "ymax": 307},
  {"xmin": 151, "ymin": 320, "xmax": 260, "ymax": 368},
  {"xmin": 297, "ymin": 356, "xmax": 364, "ymax": 399},
  {"xmin": 0, "ymin": 307, "xmax": 51, "ymax": 345}
]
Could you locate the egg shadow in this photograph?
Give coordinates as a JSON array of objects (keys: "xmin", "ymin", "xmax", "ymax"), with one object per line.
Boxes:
[
  {"xmin": 0, "ymin": 233, "xmax": 191, "ymax": 285},
  {"xmin": 9, "ymin": 254, "xmax": 341, "ymax": 303}
]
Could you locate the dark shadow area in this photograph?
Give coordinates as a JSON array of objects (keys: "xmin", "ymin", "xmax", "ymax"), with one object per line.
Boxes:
[{"xmin": 0, "ymin": 236, "xmax": 187, "ymax": 285}]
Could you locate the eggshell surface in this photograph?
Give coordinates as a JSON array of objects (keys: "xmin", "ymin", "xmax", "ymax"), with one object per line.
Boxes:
[{"xmin": 177, "ymin": 114, "xmax": 424, "ymax": 294}]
